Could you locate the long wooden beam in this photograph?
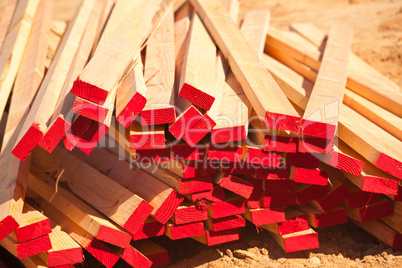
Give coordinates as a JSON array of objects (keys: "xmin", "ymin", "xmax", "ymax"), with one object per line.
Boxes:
[
  {"xmin": 0, "ymin": 0, "xmax": 18, "ymax": 51},
  {"xmin": 190, "ymin": 0, "xmax": 301, "ymax": 133}
]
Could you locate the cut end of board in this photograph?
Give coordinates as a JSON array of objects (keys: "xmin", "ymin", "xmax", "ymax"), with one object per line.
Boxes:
[
  {"xmin": 71, "ymin": 78, "xmax": 109, "ymax": 105},
  {"xmin": 96, "ymin": 225, "xmax": 132, "ymax": 248},
  {"xmin": 211, "ymin": 125, "xmax": 247, "ymax": 144},
  {"xmin": 153, "ymin": 190, "xmax": 184, "ymax": 224},
  {"xmin": 183, "ymin": 114, "xmax": 216, "ymax": 147},
  {"xmin": 12, "ymin": 125, "xmax": 44, "ymax": 161},
  {"xmin": 86, "ymin": 238, "xmax": 119, "ymax": 268},
  {"xmin": 15, "ymin": 218, "xmax": 52, "ymax": 243},
  {"xmin": 301, "ymin": 119, "xmax": 337, "ymax": 140},
  {"xmin": 179, "ymin": 83, "xmax": 215, "ymax": 111},
  {"xmin": 264, "ymin": 135, "xmax": 298, "ymax": 153},
  {"xmin": 16, "ymin": 234, "xmax": 52, "ymax": 259},
  {"xmin": 298, "ymin": 136, "xmax": 334, "ymax": 154},
  {"xmin": 140, "ymin": 106, "xmax": 176, "ymax": 126},
  {"xmin": 375, "ymin": 153, "xmax": 402, "ymax": 180},
  {"xmin": 130, "ymin": 133, "xmax": 166, "ymax": 150},
  {"xmin": 71, "ymin": 97, "xmax": 108, "ymax": 123},
  {"xmin": 169, "ymin": 106, "xmax": 204, "ymax": 140},
  {"xmin": 38, "ymin": 116, "xmax": 71, "ymax": 153},
  {"xmin": 0, "ymin": 215, "xmax": 20, "ymax": 241},
  {"xmin": 116, "ymin": 92, "xmax": 147, "ymax": 127},
  {"xmin": 264, "ymin": 112, "xmax": 301, "ymax": 133},
  {"xmin": 123, "ymin": 200, "xmax": 154, "ymax": 235},
  {"xmin": 47, "ymin": 247, "xmax": 84, "ymax": 267}
]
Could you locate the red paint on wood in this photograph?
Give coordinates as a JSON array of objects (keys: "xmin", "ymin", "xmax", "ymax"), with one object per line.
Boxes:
[
  {"xmin": 291, "ymin": 167, "xmax": 328, "ymax": 186},
  {"xmin": 296, "ymin": 184, "xmax": 330, "ymax": 206},
  {"xmin": 208, "ymin": 215, "xmax": 246, "ymax": 232},
  {"xmin": 136, "ymin": 148, "xmax": 170, "ymax": 163},
  {"xmin": 245, "ymin": 148, "xmax": 282, "ymax": 167},
  {"xmin": 360, "ymin": 176, "xmax": 399, "ymax": 195},
  {"xmin": 246, "ymin": 176, "xmax": 262, "ymax": 209},
  {"xmin": 167, "ymin": 221, "xmax": 205, "ymax": 240},
  {"xmin": 301, "ymin": 119, "xmax": 336, "ymax": 140},
  {"xmin": 117, "ymin": 92, "xmax": 147, "ymax": 127},
  {"xmin": 39, "ymin": 116, "xmax": 71, "ymax": 153},
  {"xmin": 264, "ymin": 112, "xmax": 300, "ymax": 133},
  {"xmin": 121, "ymin": 245, "xmax": 153, "ymax": 268},
  {"xmin": 71, "ymin": 78, "xmax": 109, "ymax": 105},
  {"xmin": 314, "ymin": 183, "xmax": 350, "ymax": 212},
  {"xmin": 15, "ymin": 218, "xmax": 51, "ymax": 243},
  {"xmin": 282, "ymin": 231, "xmax": 319, "ymax": 253},
  {"xmin": 146, "ymin": 250, "xmax": 169, "ymax": 268},
  {"xmin": 221, "ymin": 161, "xmax": 256, "ymax": 176},
  {"xmin": 264, "ymin": 135, "xmax": 298, "ymax": 153},
  {"xmin": 123, "ymin": 200, "xmax": 154, "ymax": 235},
  {"xmin": 190, "ymin": 187, "xmax": 225, "ymax": 203},
  {"xmin": 346, "ymin": 191, "xmax": 382, "ymax": 209},
  {"xmin": 169, "ymin": 107, "xmax": 203, "ymax": 140},
  {"xmin": 85, "ymin": 238, "xmax": 119, "ymax": 268},
  {"xmin": 153, "ymin": 191, "xmax": 184, "ymax": 224},
  {"xmin": 286, "ymin": 153, "xmax": 319, "ymax": 168},
  {"xmin": 141, "ymin": 107, "xmax": 176, "ymax": 126},
  {"xmin": 245, "ymin": 207, "xmax": 286, "ymax": 225},
  {"xmin": 63, "ymin": 115, "xmax": 92, "ymax": 151},
  {"xmin": 76, "ymin": 123, "xmax": 108, "ymax": 155},
  {"xmin": 312, "ymin": 207, "xmax": 348, "ymax": 228},
  {"xmin": 47, "ymin": 247, "xmax": 83, "ymax": 267},
  {"xmin": 208, "ymin": 197, "xmax": 245, "ymax": 219},
  {"xmin": 71, "ymin": 97, "xmax": 108, "ymax": 123},
  {"xmin": 326, "ymin": 151, "xmax": 365, "ymax": 176},
  {"xmin": 204, "ymin": 228, "xmax": 242, "ymax": 246},
  {"xmin": 178, "ymin": 175, "xmax": 213, "ymax": 194},
  {"xmin": 349, "ymin": 199, "xmax": 394, "ymax": 223},
  {"xmin": 256, "ymin": 167, "xmax": 290, "ymax": 180},
  {"xmin": 264, "ymin": 179, "xmax": 298, "ymax": 193},
  {"xmin": 179, "ymin": 82, "xmax": 215, "ymax": 111},
  {"xmin": 16, "ymin": 234, "xmax": 52, "ymax": 259},
  {"xmin": 173, "ymin": 205, "xmax": 208, "ymax": 225},
  {"xmin": 207, "ymin": 144, "xmax": 243, "ymax": 162},
  {"xmin": 180, "ymin": 160, "xmax": 216, "ymax": 178},
  {"xmin": 211, "ymin": 125, "xmax": 246, "ymax": 144},
  {"xmin": 130, "ymin": 132, "xmax": 166, "ymax": 150},
  {"xmin": 96, "ymin": 225, "xmax": 132, "ymax": 248},
  {"xmin": 277, "ymin": 216, "xmax": 309, "ymax": 235},
  {"xmin": 216, "ymin": 174, "xmax": 254, "ymax": 199},
  {"xmin": 0, "ymin": 216, "xmax": 19, "ymax": 241},
  {"xmin": 183, "ymin": 114, "xmax": 216, "ymax": 147},
  {"xmin": 132, "ymin": 219, "xmax": 166, "ymax": 241},
  {"xmin": 171, "ymin": 144, "xmax": 206, "ymax": 161},
  {"xmin": 262, "ymin": 192, "xmax": 296, "ymax": 208},
  {"xmin": 12, "ymin": 125, "xmax": 43, "ymax": 161},
  {"xmin": 375, "ymin": 153, "xmax": 402, "ymax": 180}
]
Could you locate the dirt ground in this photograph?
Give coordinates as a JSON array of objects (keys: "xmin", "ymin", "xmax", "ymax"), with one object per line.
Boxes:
[{"xmin": 0, "ymin": 0, "xmax": 401, "ymax": 267}]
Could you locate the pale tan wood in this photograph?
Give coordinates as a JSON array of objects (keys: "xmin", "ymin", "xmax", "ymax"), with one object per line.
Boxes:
[
  {"xmin": 290, "ymin": 22, "xmax": 402, "ymax": 94},
  {"xmin": 12, "ymin": 0, "xmax": 96, "ymax": 156},
  {"xmin": 260, "ymin": 54, "xmax": 402, "ymax": 180},
  {"xmin": 178, "ymin": 11, "xmax": 216, "ymax": 109},
  {"xmin": 28, "ymin": 165, "xmax": 130, "ymax": 242},
  {"xmin": 31, "ymin": 146, "xmax": 150, "ymax": 229},
  {"xmin": 381, "ymin": 201, "xmax": 402, "ymax": 234},
  {"xmin": 10, "ymin": 203, "xmax": 48, "ymax": 240},
  {"xmin": 351, "ymin": 219, "xmax": 401, "ymax": 247},
  {"xmin": 268, "ymin": 43, "xmax": 402, "ymax": 141},
  {"xmin": 143, "ymin": 7, "xmax": 175, "ymax": 115},
  {"xmin": 37, "ymin": 224, "xmax": 82, "ymax": 266},
  {"xmin": 0, "ymin": 0, "xmax": 51, "ymax": 229},
  {"xmin": 266, "ymin": 26, "xmax": 402, "ymax": 117},
  {"xmin": 130, "ymin": 120, "xmax": 165, "ymax": 147},
  {"xmin": 210, "ymin": 9, "xmax": 270, "ymax": 141},
  {"xmin": 76, "ymin": 0, "xmax": 168, "ymax": 102},
  {"xmin": 191, "ymin": 0, "xmax": 300, "ymax": 132},
  {"xmin": 45, "ymin": 21, "xmax": 67, "ymax": 68},
  {"xmin": 0, "ymin": 0, "xmax": 18, "ymax": 51},
  {"xmin": 0, "ymin": 0, "xmax": 40, "ymax": 121},
  {"xmin": 45, "ymin": 1, "xmax": 104, "ymax": 131},
  {"xmin": 0, "ymin": 235, "xmax": 20, "ymax": 260},
  {"xmin": 302, "ymin": 24, "xmax": 353, "ymax": 139},
  {"xmin": 73, "ymin": 147, "xmax": 178, "ymax": 218},
  {"xmin": 90, "ymin": 0, "xmax": 116, "ymax": 57}
]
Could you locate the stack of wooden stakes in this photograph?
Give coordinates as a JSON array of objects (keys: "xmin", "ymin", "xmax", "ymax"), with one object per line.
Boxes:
[{"xmin": 0, "ymin": 0, "xmax": 401, "ymax": 266}]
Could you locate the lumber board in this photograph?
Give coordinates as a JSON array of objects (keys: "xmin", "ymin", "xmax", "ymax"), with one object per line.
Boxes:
[
  {"xmin": 165, "ymin": 221, "xmax": 205, "ymax": 240},
  {"xmin": 345, "ymin": 199, "xmax": 393, "ymax": 223},
  {"xmin": 45, "ymin": 21, "xmax": 66, "ymax": 69},
  {"xmin": 116, "ymin": 54, "xmax": 147, "ymax": 128},
  {"xmin": 136, "ymin": 148, "xmax": 171, "ymax": 163},
  {"xmin": 207, "ymin": 194, "xmax": 245, "ymax": 219},
  {"xmin": 118, "ymin": 244, "xmax": 153, "ymax": 268},
  {"xmin": 130, "ymin": 121, "xmax": 166, "ymax": 150},
  {"xmin": 262, "ymin": 191, "xmax": 296, "ymax": 208},
  {"xmin": 0, "ymin": 0, "xmax": 18, "ymax": 51},
  {"xmin": 26, "ymin": 190, "xmax": 120, "ymax": 268},
  {"xmin": 351, "ymin": 219, "xmax": 402, "ymax": 250},
  {"xmin": 131, "ymin": 239, "xmax": 170, "ymax": 267},
  {"xmin": 207, "ymin": 144, "xmax": 244, "ymax": 162},
  {"xmin": 211, "ymin": 10, "xmax": 270, "ymax": 144},
  {"xmin": 70, "ymin": 0, "xmax": 168, "ymax": 105},
  {"xmin": 190, "ymin": 0, "xmax": 301, "ymax": 133},
  {"xmin": 289, "ymin": 167, "xmax": 328, "ymax": 186},
  {"xmin": 220, "ymin": 160, "xmax": 256, "ymax": 176},
  {"xmin": 11, "ymin": 0, "xmax": 96, "ymax": 161},
  {"xmin": 74, "ymin": 147, "xmax": 184, "ymax": 224},
  {"xmin": 0, "ymin": 0, "xmax": 51, "ymax": 242},
  {"xmin": 187, "ymin": 186, "xmax": 226, "ymax": 204},
  {"xmin": 301, "ymin": 24, "xmax": 352, "ymax": 140},
  {"xmin": 296, "ymin": 205, "xmax": 347, "ymax": 228},
  {"xmin": 243, "ymin": 146, "xmax": 283, "ymax": 167},
  {"xmin": 0, "ymin": 0, "xmax": 40, "ymax": 121},
  {"xmin": 263, "ymin": 178, "xmax": 298, "ymax": 193},
  {"xmin": 261, "ymin": 209, "xmax": 309, "ymax": 235},
  {"xmin": 192, "ymin": 228, "xmax": 242, "ymax": 246},
  {"xmin": 243, "ymin": 207, "xmax": 286, "ymax": 226},
  {"xmin": 345, "ymin": 189, "xmax": 382, "ymax": 210},
  {"xmin": 260, "ymin": 54, "xmax": 402, "ymax": 180},
  {"xmin": 132, "ymin": 217, "xmax": 165, "ymax": 240},
  {"xmin": 290, "ymin": 22, "xmax": 402, "ymax": 116},
  {"xmin": 28, "ymin": 165, "xmax": 132, "ymax": 248},
  {"xmin": 11, "ymin": 204, "xmax": 51, "ymax": 243},
  {"xmin": 296, "ymin": 184, "xmax": 330, "ymax": 206},
  {"xmin": 246, "ymin": 176, "xmax": 263, "ymax": 209},
  {"xmin": 381, "ymin": 201, "xmax": 402, "ymax": 235},
  {"xmin": 38, "ymin": 2, "xmax": 104, "ymax": 153},
  {"xmin": 171, "ymin": 202, "xmax": 208, "ymax": 225},
  {"xmin": 267, "ymin": 228, "xmax": 319, "ymax": 253},
  {"xmin": 31, "ymin": 146, "xmax": 153, "ymax": 235},
  {"xmin": 37, "ymin": 224, "xmax": 83, "ymax": 267},
  {"xmin": 171, "ymin": 143, "xmax": 206, "ymax": 161},
  {"xmin": 0, "ymin": 233, "xmax": 51, "ymax": 260},
  {"xmin": 20, "ymin": 256, "xmax": 47, "ymax": 268},
  {"xmin": 205, "ymin": 215, "xmax": 246, "ymax": 232},
  {"xmin": 141, "ymin": 7, "xmax": 176, "ymax": 125},
  {"xmin": 212, "ymin": 172, "xmax": 254, "ymax": 199},
  {"xmin": 178, "ymin": 11, "xmax": 216, "ymax": 111}
]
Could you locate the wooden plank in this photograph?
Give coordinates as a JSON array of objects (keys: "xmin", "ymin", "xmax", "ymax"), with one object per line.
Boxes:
[
  {"xmin": 267, "ymin": 228, "xmax": 319, "ymax": 253},
  {"xmin": 141, "ymin": 7, "xmax": 176, "ymax": 125},
  {"xmin": 73, "ymin": 147, "xmax": 184, "ymax": 224},
  {"xmin": 20, "ymin": 256, "xmax": 47, "ymax": 268},
  {"xmin": 28, "ymin": 165, "xmax": 132, "ymax": 248},
  {"xmin": 243, "ymin": 207, "xmax": 286, "ymax": 226},
  {"xmin": 45, "ymin": 21, "xmax": 66, "ymax": 69},
  {"xmin": 118, "ymin": 243, "xmax": 153, "ymax": 268},
  {"xmin": 31, "ymin": 146, "xmax": 153, "ymax": 235},
  {"xmin": 38, "ymin": 2, "xmax": 104, "ymax": 153},
  {"xmin": 262, "ymin": 191, "xmax": 296, "ymax": 208},
  {"xmin": 207, "ymin": 144, "xmax": 244, "ymax": 162},
  {"xmin": 204, "ymin": 215, "xmax": 245, "ymax": 232},
  {"xmin": 290, "ymin": 22, "xmax": 402, "ymax": 116},
  {"xmin": 381, "ymin": 201, "xmax": 402, "ymax": 235},
  {"xmin": 11, "ymin": 0, "xmax": 96, "ymax": 161},
  {"xmin": 11, "ymin": 204, "xmax": 51, "ymax": 243},
  {"xmin": 190, "ymin": 0, "xmax": 301, "ymax": 133},
  {"xmin": 132, "ymin": 217, "xmax": 165, "ymax": 240},
  {"xmin": 207, "ymin": 193, "xmax": 245, "ymax": 219},
  {"xmin": 70, "ymin": 0, "xmax": 167, "ymax": 105},
  {"xmin": 302, "ymin": 24, "xmax": 353, "ymax": 140},
  {"xmin": 289, "ymin": 167, "xmax": 328, "ymax": 186},
  {"xmin": 26, "ymin": 190, "xmax": 120, "ymax": 268},
  {"xmin": 296, "ymin": 205, "xmax": 347, "ymax": 228},
  {"xmin": 192, "ymin": 228, "xmax": 242, "ymax": 246},
  {"xmin": 296, "ymin": 184, "xmax": 330, "ymax": 206},
  {"xmin": 116, "ymin": 54, "xmax": 147, "ymax": 128},
  {"xmin": 171, "ymin": 202, "xmax": 208, "ymax": 225},
  {"xmin": 165, "ymin": 221, "xmax": 205, "ymax": 240},
  {"xmin": 210, "ymin": 10, "xmax": 270, "ymax": 144},
  {"xmin": 131, "ymin": 239, "xmax": 170, "ymax": 267},
  {"xmin": 260, "ymin": 53, "xmax": 402, "ymax": 180},
  {"xmin": 351, "ymin": 219, "xmax": 402, "ymax": 250},
  {"xmin": 261, "ymin": 209, "xmax": 309, "ymax": 235},
  {"xmin": 0, "ymin": 234, "xmax": 51, "ymax": 260},
  {"xmin": 0, "ymin": 0, "xmax": 51, "ymax": 241},
  {"xmin": 187, "ymin": 186, "xmax": 226, "ymax": 204},
  {"xmin": 0, "ymin": 0, "xmax": 40, "ymax": 121},
  {"xmin": 0, "ymin": 0, "xmax": 18, "ymax": 51},
  {"xmin": 130, "ymin": 121, "xmax": 166, "ymax": 149},
  {"xmin": 345, "ymin": 199, "xmax": 393, "ymax": 223},
  {"xmin": 212, "ymin": 172, "xmax": 254, "ymax": 199},
  {"xmin": 37, "ymin": 224, "xmax": 83, "ymax": 267}
]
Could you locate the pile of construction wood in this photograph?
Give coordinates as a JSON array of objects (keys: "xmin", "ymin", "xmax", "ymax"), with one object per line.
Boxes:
[{"xmin": 0, "ymin": 0, "xmax": 401, "ymax": 267}]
